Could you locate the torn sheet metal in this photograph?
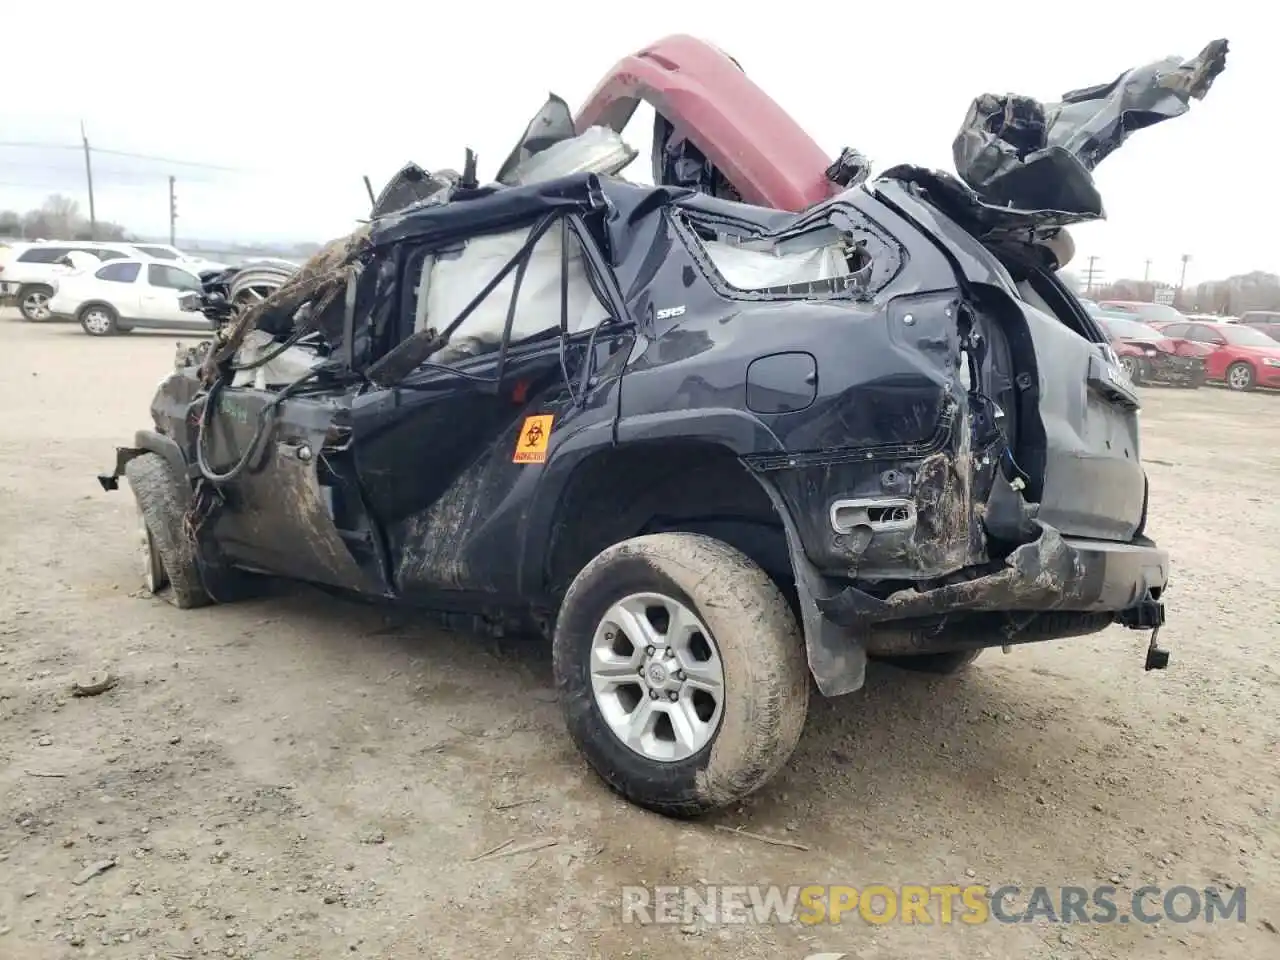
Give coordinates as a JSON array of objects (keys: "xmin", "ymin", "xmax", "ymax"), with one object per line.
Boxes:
[
  {"xmin": 495, "ymin": 94, "xmax": 579, "ymax": 186},
  {"xmin": 953, "ymin": 38, "xmax": 1228, "ymax": 219},
  {"xmin": 825, "ymin": 147, "xmax": 871, "ymax": 189},
  {"xmin": 504, "ymin": 126, "xmax": 638, "ymax": 186},
  {"xmin": 653, "ymin": 113, "xmax": 742, "ymax": 201},
  {"xmin": 198, "ymin": 227, "xmax": 371, "ymax": 384},
  {"xmin": 371, "ymin": 163, "xmax": 458, "ymax": 218}
]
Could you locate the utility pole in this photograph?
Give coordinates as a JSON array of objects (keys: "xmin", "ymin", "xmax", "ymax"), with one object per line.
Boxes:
[
  {"xmin": 168, "ymin": 176, "xmax": 177, "ymax": 245},
  {"xmin": 80, "ymin": 120, "xmax": 97, "ymax": 239},
  {"xmin": 1175, "ymin": 253, "xmax": 1191, "ymax": 309},
  {"xmin": 1143, "ymin": 259, "xmax": 1152, "ymax": 282},
  {"xmin": 1084, "ymin": 255, "xmax": 1102, "ymax": 295}
]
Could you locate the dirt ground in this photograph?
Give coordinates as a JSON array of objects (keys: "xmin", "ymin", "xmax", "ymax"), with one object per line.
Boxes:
[{"xmin": 1, "ymin": 310, "xmax": 1276, "ymax": 960}]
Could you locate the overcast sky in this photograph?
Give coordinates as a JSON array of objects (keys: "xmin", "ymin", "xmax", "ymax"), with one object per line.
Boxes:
[{"xmin": 2, "ymin": 1, "xmax": 1272, "ymax": 286}]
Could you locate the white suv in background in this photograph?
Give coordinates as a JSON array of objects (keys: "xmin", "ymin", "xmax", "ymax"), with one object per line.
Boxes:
[
  {"xmin": 47, "ymin": 258, "xmax": 212, "ymax": 336},
  {"xmin": 0, "ymin": 241, "xmax": 145, "ymax": 320},
  {"xmin": 127, "ymin": 242, "xmax": 228, "ymax": 274}
]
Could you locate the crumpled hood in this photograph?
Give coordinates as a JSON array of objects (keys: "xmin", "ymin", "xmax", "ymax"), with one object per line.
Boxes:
[{"xmin": 880, "ymin": 38, "xmax": 1228, "ymax": 257}]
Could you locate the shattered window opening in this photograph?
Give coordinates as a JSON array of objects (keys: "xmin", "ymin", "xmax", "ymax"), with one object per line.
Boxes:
[{"xmin": 671, "ymin": 209, "xmax": 880, "ymax": 301}]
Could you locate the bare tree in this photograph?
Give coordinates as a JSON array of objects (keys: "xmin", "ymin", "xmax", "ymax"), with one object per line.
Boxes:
[{"xmin": 1, "ymin": 195, "xmax": 130, "ymax": 242}]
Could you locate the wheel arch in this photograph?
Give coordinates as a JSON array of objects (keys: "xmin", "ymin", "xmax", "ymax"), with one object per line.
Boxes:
[
  {"xmin": 16, "ymin": 282, "xmax": 55, "ymax": 318},
  {"xmin": 76, "ymin": 299, "xmax": 118, "ymax": 319},
  {"xmin": 539, "ymin": 438, "xmax": 792, "ymax": 604},
  {"xmin": 533, "ymin": 434, "xmax": 864, "ymax": 696},
  {"xmin": 1226, "ymin": 358, "xmax": 1256, "ymax": 387}
]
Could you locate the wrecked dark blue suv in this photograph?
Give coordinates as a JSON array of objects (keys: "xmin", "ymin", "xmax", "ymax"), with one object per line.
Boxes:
[{"xmin": 99, "ymin": 35, "xmax": 1226, "ymax": 816}]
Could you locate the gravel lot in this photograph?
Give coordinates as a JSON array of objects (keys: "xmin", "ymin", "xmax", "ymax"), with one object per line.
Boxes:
[{"xmin": 1, "ymin": 310, "xmax": 1277, "ymax": 960}]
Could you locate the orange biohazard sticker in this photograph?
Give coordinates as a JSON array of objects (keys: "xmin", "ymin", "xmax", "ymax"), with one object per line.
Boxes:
[{"xmin": 513, "ymin": 414, "xmax": 554, "ymax": 464}]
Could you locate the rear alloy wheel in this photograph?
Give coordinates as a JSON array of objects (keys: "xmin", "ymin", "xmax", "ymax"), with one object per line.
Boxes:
[
  {"xmin": 1226, "ymin": 361, "xmax": 1255, "ymax": 392},
  {"xmin": 18, "ymin": 285, "xmax": 54, "ymax": 322},
  {"xmin": 79, "ymin": 304, "xmax": 120, "ymax": 336},
  {"xmin": 553, "ymin": 533, "xmax": 810, "ymax": 817}
]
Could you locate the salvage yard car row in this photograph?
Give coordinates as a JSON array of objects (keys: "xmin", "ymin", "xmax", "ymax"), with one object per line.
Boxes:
[
  {"xmin": 1086, "ymin": 300, "xmax": 1280, "ymax": 392},
  {"xmin": 0, "ymin": 239, "xmax": 226, "ymax": 332}
]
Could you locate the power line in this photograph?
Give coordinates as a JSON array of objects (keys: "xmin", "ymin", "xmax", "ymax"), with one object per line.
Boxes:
[
  {"xmin": 0, "ymin": 162, "xmax": 227, "ymax": 186},
  {"xmin": 0, "ymin": 141, "xmax": 78, "ymax": 151},
  {"xmin": 0, "ymin": 139, "xmax": 245, "ymax": 171},
  {"xmin": 92, "ymin": 147, "xmax": 243, "ymax": 171}
]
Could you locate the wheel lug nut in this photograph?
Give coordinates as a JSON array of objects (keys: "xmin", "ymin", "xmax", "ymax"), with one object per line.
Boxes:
[
  {"xmin": 645, "ymin": 646, "xmax": 655, "ymax": 656},
  {"xmin": 637, "ymin": 667, "xmax": 645, "ymax": 676},
  {"xmin": 664, "ymin": 648, "xmax": 674, "ymax": 659},
  {"xmin": 675, "ymin": 671, "xmax": 685, "ymax": 681},
  {"xmin": 649, "ymin": 689, "xmax": 659, "ymax": 700},
  {"xmin": 667, "ymin": 691, "xmax": 679, "ymax": 702}
]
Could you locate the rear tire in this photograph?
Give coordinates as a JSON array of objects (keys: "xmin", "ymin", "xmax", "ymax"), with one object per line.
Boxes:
[
  {"xmin": 124, "ymin": 453, "xmax": 211, "ymax": 609},
  {"xmin": 1119, "ymin": 356, "xmax": 1142, "ymax": 385},
  {"xmin": 17, "ymin": 284, "xmax": 54, "ymax": 322},
  {"xmin": 877, "ymin": 649, "xmax": 984, "ymax": 675},
  {"xmin": 553, "ymin": 533, "xmax": 809, "ymax": 817},
  {"xmin": 1226, "ymin": 361, "xmax": 1255, "ymax": 392},
  {"xmin": 79, "ymin": 303, "xmax": 120, "ymax": 336}
]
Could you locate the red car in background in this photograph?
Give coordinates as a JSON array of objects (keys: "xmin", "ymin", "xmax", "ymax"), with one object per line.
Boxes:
[
  {"xmin": 1148, "ymin": 319, "xmax": 1280, "ymax": 391},
  {"xmin": 1092, "ymin": 313, "xmax": 1205, "ymax": 387}
]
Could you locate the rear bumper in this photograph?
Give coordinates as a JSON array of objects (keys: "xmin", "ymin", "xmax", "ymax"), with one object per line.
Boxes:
[{"xmin": 816, "ymin": 524, "xmax": 1168, "ymax": 626}]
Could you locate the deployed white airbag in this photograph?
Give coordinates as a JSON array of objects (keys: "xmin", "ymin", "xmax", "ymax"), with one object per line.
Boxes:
[
  {"xmin": 702, "ymin": 239, "xmax": 849, "ymax": 290},
  {"xmin": 231, "ymin": 329, "xmax": 324, "ymax": 389},
  {"xmin": 421, "ymin": 224, "xmax": 611, "ymax": 347}
]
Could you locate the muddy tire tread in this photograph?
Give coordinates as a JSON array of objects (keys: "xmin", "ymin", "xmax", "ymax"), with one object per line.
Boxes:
[
  {"xmin": 553, "ymin": 532, "xmax": 809, "ymax": 817},
  {"xmin": 125, "ymin": 453, "xmax": 211, "ymax": 609}
]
